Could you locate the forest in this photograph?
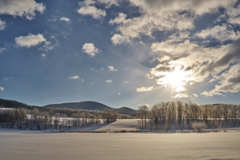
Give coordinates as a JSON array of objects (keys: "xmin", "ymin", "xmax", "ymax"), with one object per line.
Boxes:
[
  {"xmin": 1, "ymin": 101, "xmax": 240, "ymax": 132},
  {"xmin": 137, "ymin": 101, "xmax": 240, "ymax": 132},
  {"xmin": 0, "ymin": 108, "xmax": 118, "ymax": 130}
]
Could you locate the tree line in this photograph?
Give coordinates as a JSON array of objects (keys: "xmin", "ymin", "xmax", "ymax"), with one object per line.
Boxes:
[
  {"xmin": 137, "ymin": 101, "xmax": 240, "ymax": 131},
  {"xmin": 0, "ymin": 108, "xmax": 118, "ymax": 130}
]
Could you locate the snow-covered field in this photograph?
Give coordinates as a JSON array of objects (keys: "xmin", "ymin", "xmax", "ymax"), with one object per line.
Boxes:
[
  {"xmin": 0, "ymin": 107, "xmax": 13, "ymax": 110},
  {"xmin": 0, "ymin": 131, "xmax": 240, "ymax": 160},
  {"xmin": 97, "ymin": 119, "xmax": 140, "ymax": 132}
]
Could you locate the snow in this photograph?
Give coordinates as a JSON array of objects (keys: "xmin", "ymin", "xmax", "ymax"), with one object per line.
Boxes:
[
  {"xmin": 97, "ymin": 119, "xmax": 140, "ymax": 132},
  {"xmin": 0, "ymin": 131, "xmax": 240, "ymax": 160},
  {"xmin": 0, "ymin": 108, "xmax": 13, "ymax": 110}
]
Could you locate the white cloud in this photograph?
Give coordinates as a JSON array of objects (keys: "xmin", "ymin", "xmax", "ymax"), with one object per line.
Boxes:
[
  {"xmin": 0, "ymin": 19, "xmax": 6, "ymax": 31},
  {"xmin": 195, "ymin": 24, "xmax": 240, "ymax": 42},
  {"xmin": 60, "ymin": 17, "xmax": 70, "ymax": 22},
  {"xmin": 76, "ymin": 0, "xmax": 240, "ymax": 99},
  {"xmin": 109, "ymin": 0, "xmax": 237, "ymax": 44},
  {"xmin": 0, "ymin": 0, "xmax": 45, "ymax": 20},
  {"xmin": 201, "ymin": 91, "xmax": 213, "ymax": 97},
  {"xmin": 111, "ymin": 34, "xmax": 129, "ymax": 45},
  {"xmin": 41, "ymin": 53, "xmax": 46, "ymax": 57},
  {"xmin": 105, "ymin": 79, "xmax": 112, "ymax": 83},
  {"xmin": 136, "ymin": 86, "xmax": 153, "ymax": 92},
  {"xmin": 109, "ymin": 13, "xmax": 128, "ymax": 25},
  {"xmin": 40, "ymin": 41, "xmax": 54, "ymax": 51},
  {"xmin": 82, "ymin": 43, "xmax": 99, "ymax": 57},
  {"xmin": 110, "ymin": 1, "xmax": 195, "ymax": 44},
  {"xmin": 78, "ymin": 5, "xmax": 106, "ymax": 19},
  {"xmin": 129, "ymin": 0, "xmax": 236, "ymax": 15},
  {"xmin": 229, "ymin": 17, "xmax": 240, "ymax": 25},
  {"xmin": 98, "ymin": 0, "xmax": 119, "ymax": 7},
  {"xmin": 191, "ymin": 0, "xmax": 236, "ymax": 15},
  {"xmin": 77, "ymin": 0, "xmax": 120, "ymax": 19},
  {"xmin": 174, "ymin": 93, "xmax": 189, "ymax": 98},
  {"xmin": 15, "ymin": 34, "xmax": 47, "ymax": 48},
  {"xmin": 149, "ymin": 39, "xmax": 240, "ymax": 97},
  {"xmin": 193, "ymin": 93, "xmax": 199, "ymax": 98},
  {"xmin": 151, "ymin": 40, "xmax": 198, "ymax": 57},
  {"xmin": 108, "ymin": 66, "xmax": 118, "ymax": 72},
  {"xmin": 148, "ymin": 34, "xmax": 233, "ymax": 95},
  {"xmin": 202, "ymin": 64, "xmax": 240, "ymax": 96},
  {"xmin": 226, "ymin": 4, "xmax": 240, "ymax": 25},
  {"xmin": 68, "ymin": 75, "xmax": 80, "ymax": 80},
  {"xmin": 104, "ymin": 0, "xmax": 240, "ymax": 99},
  {"xmin": 0, "ymin": 87, "xmax": 4, "ymax": 92},
  {"xmin": 80, "ymin": 0, "xmax": 119, "ymax": 7}
]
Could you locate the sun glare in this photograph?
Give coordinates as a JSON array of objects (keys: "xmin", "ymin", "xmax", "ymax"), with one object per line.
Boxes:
[{"xmin": 157, "ymin": 66, "xmax": 193, "ymax": 92}]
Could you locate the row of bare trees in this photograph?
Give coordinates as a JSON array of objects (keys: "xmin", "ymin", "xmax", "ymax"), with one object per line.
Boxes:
[
  {"xmin": 137, "ymin": 101, "xmax": 240, "ymax": 131},
  {"xmin": 0, "ymin": 108, "xmax": 117, "ymax": 130}
]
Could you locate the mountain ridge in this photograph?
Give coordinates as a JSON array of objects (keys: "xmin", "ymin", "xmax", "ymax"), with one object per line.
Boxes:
[
  {"xmin": 0, "ymin": 98, "xmax": 136, "ymax": 116},
  {"xmin": 44, "ymin": 101, "xmax": 137, "ymax": 116},
  {"xmin": 44, "ymin": 101, "xmax": 112, "ymax": 111}
]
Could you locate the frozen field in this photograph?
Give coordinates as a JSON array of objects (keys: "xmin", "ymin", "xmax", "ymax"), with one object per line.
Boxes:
[
  {"xmin": 0, "ymin": 131, "xmax": 240, "ymax": 160},
  {"xmin": 97, "ymin": 119, "xmax": 139, "ymax": 132}
]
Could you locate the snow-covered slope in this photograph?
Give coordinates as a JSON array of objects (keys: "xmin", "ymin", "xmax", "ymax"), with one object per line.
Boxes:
[{"xmin": 97, "ymin": 119, "xmax": 140, "ymax": 132}]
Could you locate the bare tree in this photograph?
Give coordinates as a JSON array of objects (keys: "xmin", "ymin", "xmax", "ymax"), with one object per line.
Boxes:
[{"xmin": 137, "ymin": 105, "xmax": 149, "ymax": 129}]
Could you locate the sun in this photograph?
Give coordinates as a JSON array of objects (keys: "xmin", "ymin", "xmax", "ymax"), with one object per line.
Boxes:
[{"xmin": 157, "ymin": 66, "xmax": 193, "ymax": 92}]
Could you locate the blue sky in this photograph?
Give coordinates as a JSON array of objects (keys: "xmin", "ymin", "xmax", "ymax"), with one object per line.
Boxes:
[{"xmin": 0, "ymin": 0, "xmax": 240, "ymax": 108}]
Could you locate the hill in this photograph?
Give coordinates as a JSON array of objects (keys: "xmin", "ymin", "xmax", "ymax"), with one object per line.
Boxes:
[
  {"xmin": 45, "ymin": 101, "xmax": 136, "ymax": 115},
  {"xmin": 115, "ymin": 107, "xmax": 137, "ymax": 116},
  {"xmin": 0, "ymin": 98, "xmax": 31, "ymax": 109},
  {"xmin": 0, "ymin": 98, "xmax": 137, "ymax": 116},
  {"xmin": 44, "ymin": 101, "xmax": 112, "ymax": 111}
]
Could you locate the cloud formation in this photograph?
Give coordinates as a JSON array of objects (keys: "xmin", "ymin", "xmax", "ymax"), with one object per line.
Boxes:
[
  {"xmin": 109, "ymin": 13, "xmax": 128, "ymax": 25},
  {"xmin": 108, "ymin": 0, "xmax": 238, "ymax": 45},
  {"xmin": 105, "ymin": 79, "xmax": 112, "ymax": 83},
  {"xmin": 0, "ymin": 0, "xmax": 45, "ymax": 20},
  {"xmin": 60, "ymin": 17, "xmax": 70, "ymax": 22},
  {"xmin": 202, "ymin": 64, "xmax": 240, "ymax": 96},
  {"xmin": 111, "ymin": 34, "xmax": 129, "ymax": 45},
  {"xmin": 226, "ymin": 4, "xmax": 240, "ymax": 25},
  {"xmin": 103, "ymin": 0, "xmax": 240, "ymax": 97},
  {"xmin": 15, "ymin": 34, "xmax": 47, "ymax": 48},
  {"xmin": 136, "ymin": 86, "xmax": 153, "ymax": 93},
  {"xmin": 203, "ymin": 40, "xmax": 240, "ymax": 73},
  {"xmin": 3, "ymin": 0, "xmax": 240, "ymax": 102},
  {"xmin": 41, "ymin": 53, "xmax": 46, "ymax": 58},
  {"xmin": 195, "ymin": 24, "xmax": 240, "ymax": 42},
  {"xmin": 108, "ymin": 66, "xmax": 118, "ymax": 72},
  {"xmin": 77, "ymin": 0, "xmax": 120, "ymax": 19},
  {"xmin": 82, "ymin": 43, "xmax": 99, "ymax": 57},
  {"xmin": 0, "ymin": 87, "xmax": 4, "ymax": 92},
  {"xmin": 78, "ymin": 1, "xmax": 106, "ymax": 19},
  {"xmin": 68, "ymin": 75, "xmax": 80, "ymax": 80},
  {"xmin": 174, "ymin": 93, "xmax": 189, "ymax": 98},
  {"xmin": 90, "ymin": 0, "xmax": 240, "ymax": 97}
]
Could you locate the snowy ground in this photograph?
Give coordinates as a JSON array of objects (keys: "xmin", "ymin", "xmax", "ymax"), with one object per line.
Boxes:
[
  {"xmin": 2, "ymin": 119, "xmax": 240, "ymax": 133},
  {"xmin": 63, "ymin": 119, "xmax": 240, "ymax": 133},
  {"xmin": 0, "ymin": 131, "xmax": 240, "ymax": 160},
  {"xmin": 97, "ymin": 119, "xmax": 140, "ymax": 132}
]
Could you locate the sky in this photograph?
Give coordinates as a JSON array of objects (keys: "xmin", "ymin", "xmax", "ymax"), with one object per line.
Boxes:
[{"xmin": 0, "ymin": 0, "xmax": 240, "ymax": 108}]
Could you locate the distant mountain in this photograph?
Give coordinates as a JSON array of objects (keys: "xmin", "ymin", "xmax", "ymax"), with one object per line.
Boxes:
[
  {"xmin": 0, "ymin": 98, "xmax": 137, "ymax": 116},
  {"xmin": 45, "ymin": 101, "xmax": 137, "ymax": 116},
  {"xmin": 44, "ymin": 101, "xmax": 112, "ymax": 111},
  {"xmin": 115, "ymin": 107, "xmax": 137, "ymax": 116},
  {"xmin": 0, "ymin": 98, "xmax": 31, "ymax": 109}
]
